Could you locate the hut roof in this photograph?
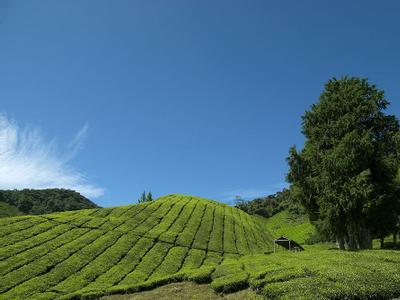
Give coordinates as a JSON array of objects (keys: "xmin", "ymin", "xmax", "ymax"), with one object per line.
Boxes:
[{"xmin": 273, "ymin": 236, "xmax": 304, "ymax": 251}]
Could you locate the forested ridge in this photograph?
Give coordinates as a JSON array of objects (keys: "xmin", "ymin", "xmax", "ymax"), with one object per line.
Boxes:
[
  {"xmin": 234, "ymin": 188, "xmax": 304, "ymax": 218},
  {"xmin": 0, "ymin": 189, "xmax": 98, "ymax": 217}
]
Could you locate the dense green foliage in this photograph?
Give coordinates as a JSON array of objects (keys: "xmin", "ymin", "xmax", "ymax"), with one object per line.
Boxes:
[
  {"xmin": 287, "ymin": 77, "xmax": 400, "ymax": 250},
  {"xmin": 0, "ymin": 195, "xmax": 272, "ymax": 299},
  {"xmin": 0, "ymin": 189, "xmax": 98, "ymax": 216},
  {"xmin": 235, "ymin": 188, "xmax": 304, "ymax": 218},
  {"xmin": 0, "ymin": 201, "xmax": 23, "ymax": 218}
]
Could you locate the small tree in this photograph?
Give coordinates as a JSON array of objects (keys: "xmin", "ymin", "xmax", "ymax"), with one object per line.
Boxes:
[
  {"xmin": 146, "ymin": 192, "xmax": 153, "ymax": 202},
  {"xmin": 138, "ymin": 191, "xmax": 147, "ymax": 203},
  {"xmin": 234, "ymin": 195, "xmax": 247, "ymax": 210},
  {"xmin": 138, "ymin": 191, "xmax": 153, "ymax": 203}
]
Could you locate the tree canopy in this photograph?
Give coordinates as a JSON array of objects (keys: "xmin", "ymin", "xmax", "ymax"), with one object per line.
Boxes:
[
  {"xmin": 234, "ymin": 188, "xmax": 304, "ymax": 218},
  {"xmin": 0, "ymin": 188, "xmax": 98, "ymax": 216},
  {"xmin": 287, "ymin": 77, "xmax": 400, "ymax": 250},
  {"xmin": 138, "ymin": 191, "xmax": 153, "ymax": 203}
]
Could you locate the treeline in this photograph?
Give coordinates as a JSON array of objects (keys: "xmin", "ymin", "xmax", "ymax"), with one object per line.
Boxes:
[
  {"xmin": 0, "ymin": 189, "xmax": 99, "ymax": 215},
  {"xmin": 234, "ymin": 188, "xmax": 304, "ymax": 218}
]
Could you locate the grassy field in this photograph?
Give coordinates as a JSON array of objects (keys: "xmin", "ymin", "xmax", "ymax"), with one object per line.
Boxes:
[{"xmin": 1, "ymin": 194, "xmax": 399, "ymax": 299}]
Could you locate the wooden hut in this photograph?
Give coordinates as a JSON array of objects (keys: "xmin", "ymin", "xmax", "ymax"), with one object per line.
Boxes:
[{"xmin": 273, "ymin": 236, "xmax": 304, "ymax": 252}]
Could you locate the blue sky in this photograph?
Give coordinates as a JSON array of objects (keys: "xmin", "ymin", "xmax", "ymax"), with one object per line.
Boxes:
[{"xmin": 0, "ymin": 1, "xmax": 399, "ymax": 207}]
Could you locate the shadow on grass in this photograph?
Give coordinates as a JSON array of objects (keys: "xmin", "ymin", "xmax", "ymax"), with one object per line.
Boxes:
[{"xmin": 382, "ymin": 242, "xmax": 400, "ymax": 250}]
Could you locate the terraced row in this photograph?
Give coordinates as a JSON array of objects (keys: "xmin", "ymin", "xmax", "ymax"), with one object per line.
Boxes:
[
  {"xmin": 209, "ymin": 248, "xmax": 400, "ymax": 298},
  {"xmin": 0, "ymin": 194, "xmax": 272, "ymax": 299}
]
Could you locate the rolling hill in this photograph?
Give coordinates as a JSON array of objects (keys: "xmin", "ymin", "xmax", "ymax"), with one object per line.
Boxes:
[
  {"xmin": 0, "ymin": 194, "xmax": 272, "ymax": 300},
  {"xmin": 1, "ymin": 194, "xmax": 400, "ymax": 300}
]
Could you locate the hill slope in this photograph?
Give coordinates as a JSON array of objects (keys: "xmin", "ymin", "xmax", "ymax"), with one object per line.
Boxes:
[
  {"xmin": 0, "ymin": 194, "xmax": 272, "ymax": 300},
  {"xmin": 265, "ymin": 210, "xmax": 315, "ymax": 244}
]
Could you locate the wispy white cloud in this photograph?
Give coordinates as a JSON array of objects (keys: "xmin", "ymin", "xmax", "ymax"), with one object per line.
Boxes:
[
  {"xmin": 0, "ymin": 115, "xmax": 104, "ymax": 198},
  {"xmin": 66, "ymin": 123, "xmax": 89, "ymax": 161},
  {"xmin": 220, "ymin": 183, "xmax": 288, "ymax": 204}
]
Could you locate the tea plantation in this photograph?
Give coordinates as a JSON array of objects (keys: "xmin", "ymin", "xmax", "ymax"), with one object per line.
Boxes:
[
  {"xmin": 209, "ymin": 248, "xmax": 400, "ymax": 299},
  {"xmin": 0, "ymin": 195, "xmax": 272, "ymax": 299},
  {"xmin": 0, "ymin": 195, "xmax": 399, "ymax": 299}
]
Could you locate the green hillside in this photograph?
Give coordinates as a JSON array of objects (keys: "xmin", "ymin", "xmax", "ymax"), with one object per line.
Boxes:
[
  {"xmin": 265, "ymin": 210, "xmax": 315, "ymax": 244},
  {"xmin": 0, "ymin": 194, "xmax": 272, "ymax": 300},
  {"xmin": 1, "ymin": 194, "xmax": 400, "ymax": 300}
]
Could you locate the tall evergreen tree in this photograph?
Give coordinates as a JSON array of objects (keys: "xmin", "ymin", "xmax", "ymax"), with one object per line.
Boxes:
[
  {"xmin": 138, "ymin": 191, "xmax": 147, "ymax": 203},
  {"xmin": 287, "ymin": 77, "xmax": 400, "ymax": 250},
  {"xmin": 146, "ymin": 192, "xmax": 153, "ymax": 202}
]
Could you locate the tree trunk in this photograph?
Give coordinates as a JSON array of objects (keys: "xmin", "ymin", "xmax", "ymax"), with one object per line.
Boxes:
[
  {"xmin": 379, "ymin": 236, "xmax": 384, "ymax": 249},
  {"xmin": 361, "ymin": 234, "xmax": 372, "ymax": 249},
  {"xmin": 394, "ymin": 233, "xmax": 398, "ymax": 244},
  {"xmin": 336, "ymin": 235, "xmax": 345, "ymax": 250},
  {"xmin": 358, "ymin": 227, "xmax": 372, "ymax": 249},
  {"xmin": 336, "ymin": 211, "xmax": 347, "ymax": 250},
  {"xmin": 346, "ymin": 227, "xmax": 358, "ymax": 250}
]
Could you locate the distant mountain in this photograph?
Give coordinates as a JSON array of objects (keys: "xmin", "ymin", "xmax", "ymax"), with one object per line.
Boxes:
[{"xmin": 0, "ymin": 189, "xmax": 99, "ymax": 217}]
